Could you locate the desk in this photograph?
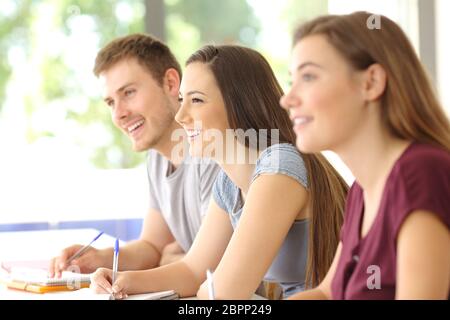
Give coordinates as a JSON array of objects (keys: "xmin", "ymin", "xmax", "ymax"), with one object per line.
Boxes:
[
  {"xmin": 0, "ymin": 285, "xmax": 266, "ymax": 300},
  {"xmin": 0, "ymin": 229, "xmax": 266, "ymax": 300},
  {"xmin": 0, "ymin": 229, "xmax": 117, "ymax": 300}
]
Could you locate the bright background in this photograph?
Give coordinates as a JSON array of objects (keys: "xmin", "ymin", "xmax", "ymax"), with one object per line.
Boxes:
[{"xmin": 0, "ymin": 0, "xmax": 448, "ymax": 240}]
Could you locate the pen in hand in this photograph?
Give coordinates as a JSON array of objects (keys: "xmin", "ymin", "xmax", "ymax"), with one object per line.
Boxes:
[
  {"xmin": 110, "ymin": 238, "xmax": 119, "ymax": 300},
  {"xmin": 65, "ymin": 231, "xmax": 104, "ymax": 266}
]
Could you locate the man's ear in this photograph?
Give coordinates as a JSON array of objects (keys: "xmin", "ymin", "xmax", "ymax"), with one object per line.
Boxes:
[
  {"xmin": 163, "ymin": 68, "xmax": 181, "ymax": 97},
  {"xmin": 362, "ymin": 63, "xmax": 387, "ymax": 102}
]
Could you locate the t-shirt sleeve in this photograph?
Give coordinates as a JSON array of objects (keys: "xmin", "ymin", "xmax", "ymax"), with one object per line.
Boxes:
[
  {"xmin": 146, "ymin": 152, "xmax": 161, "ymax": 212},
  {"xmin": 212, "ymin": 170, "xmax": 231, "ymax": 213},
  {"xmin": 391, "ymin": 153, "xmax": 450, "ymax": 240},
  {"xmin": 199, "ymin": 160, "xmax": 221, "ymax": 217},
  {"xmin": 252, "ymin": 144, "xmax": 308, "ymax": 188}
]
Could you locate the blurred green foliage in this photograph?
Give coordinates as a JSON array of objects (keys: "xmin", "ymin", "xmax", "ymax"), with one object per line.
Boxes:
[
  {"xmin": 166, "ymin": 0, "xmax": 260, "ymax": 68},
  {"xmin": 0, "ymin": 0, "xmax": 33, "ymax": 114},
  {"xmin": 0, "ymin": 0, "xmax": 326, "ymax": 169}
]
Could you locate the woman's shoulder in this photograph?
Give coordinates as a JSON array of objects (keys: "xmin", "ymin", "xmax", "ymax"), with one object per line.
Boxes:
[
  {"xmin": 393, "ymin": 142, "xmax": 450, "ymax": 182},
  {"xmin": 253, "ymin": 143, "xmax": 308, "ymax": 187},
  {"xmin": 258, "ymin": 142, "xmax": 301, "ymax": 158},
  {"xmin": 388, "ymin": 142, "xmax": 450, "ymax": 230}
]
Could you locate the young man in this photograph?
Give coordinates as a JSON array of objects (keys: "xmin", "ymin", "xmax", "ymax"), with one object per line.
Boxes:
[{"xmin": 48, "ymin": 34, "xmax": 220, "ymax": 277}]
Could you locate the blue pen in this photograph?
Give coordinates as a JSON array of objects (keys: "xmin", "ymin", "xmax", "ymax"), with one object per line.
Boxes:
[
  {"xmin": 110, "ymin": 238, "xmax": 120, "ymax": 300},
  {"xmin": 66, "ymin": 231, "xmax": 104, "ymax": 264}
]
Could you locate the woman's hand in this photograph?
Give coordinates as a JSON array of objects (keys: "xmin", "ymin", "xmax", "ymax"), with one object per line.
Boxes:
[{"xmin": 90, "ymin": 267, "xmax": 131, "ymax": 299}]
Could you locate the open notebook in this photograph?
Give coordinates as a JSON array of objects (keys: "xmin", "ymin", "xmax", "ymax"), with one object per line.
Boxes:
[
  {"xmin": 50, "ymin": 288, "xmax": 179, "ymax": 300},
  {"xmin": 0, "ymin": 263, "xmax": 179, "ymax": 299},
  {"xmin": 0, "ymin": 267, "xmax": 91, "ymax": 293}
]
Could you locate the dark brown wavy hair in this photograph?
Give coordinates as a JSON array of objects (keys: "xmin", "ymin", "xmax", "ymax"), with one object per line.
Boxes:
[{"xmin": 187, "ymin": 45, "xmax": 348, "ymax": 287}]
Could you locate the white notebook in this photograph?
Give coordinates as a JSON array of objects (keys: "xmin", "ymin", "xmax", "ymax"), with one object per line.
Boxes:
[
  {"xmin": 45, "ymin": 288, "xmax": 179, "ymax": 300},
  {"xmin": 8, "ymin": 267, "xmax": 91, "ymax": 286}
]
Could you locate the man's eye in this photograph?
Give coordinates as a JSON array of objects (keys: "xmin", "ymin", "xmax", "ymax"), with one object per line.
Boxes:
[{"xmin": 125, "ymin": 89, "xmax": 135, "ymax": 96}]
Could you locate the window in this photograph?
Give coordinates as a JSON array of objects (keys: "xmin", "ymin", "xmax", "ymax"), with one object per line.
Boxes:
[
  {"xmin": 0, "ymin": 1, "xmax": 148, "ymax": 234},
  {"xmin": 0, "ymin": 0, "xmax": 446, "ymax": 233}
]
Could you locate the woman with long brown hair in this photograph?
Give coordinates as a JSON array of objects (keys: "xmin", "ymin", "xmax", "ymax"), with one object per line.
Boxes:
[
  {"xmin": 281, "ymin": 11, "xmax": 450, "ymax": 299},
  {"xmin": 90, "ymin": 44, "xmax": 347, "ymax": 299}
]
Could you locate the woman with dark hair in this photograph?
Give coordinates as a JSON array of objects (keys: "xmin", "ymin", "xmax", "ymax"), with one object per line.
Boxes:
[
  {"xmin": 90, "ymin": 44, "xmax": 348, "ymax": 299},
  {"xmin": 281, "ymin": 12, "xmax": 450, "ymax": 299}
]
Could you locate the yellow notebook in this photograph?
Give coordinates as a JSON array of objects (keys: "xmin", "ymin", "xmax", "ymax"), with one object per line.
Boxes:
[
  {"xmin": 1, "ymin": 267, "xmax": 91, "ymax": 294},
  {"xmin": 4, "ymin": 279, "xmax": 90, "ymax": 293}
]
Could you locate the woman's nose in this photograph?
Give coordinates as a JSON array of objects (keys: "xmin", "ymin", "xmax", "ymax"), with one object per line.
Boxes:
[
  {"xmin": 279, "ymin": 88, "xmax": 299, "ymax": 112},
  {"xmin": 175, "ymin": 101, "xmax": 191, "ymax": 126}
]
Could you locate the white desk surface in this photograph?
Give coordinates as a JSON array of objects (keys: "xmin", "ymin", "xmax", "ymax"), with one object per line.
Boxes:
[
  {"xmin": 0, "ymin": 285, "xmax": 266, "ymax": 300},
  {"xmin": 0, "ymin": 229, "xmax": 266, "ymax": 300},
  {"xmin": 0, "ymin": 229, "xmax": 117, "ymax": 300}
]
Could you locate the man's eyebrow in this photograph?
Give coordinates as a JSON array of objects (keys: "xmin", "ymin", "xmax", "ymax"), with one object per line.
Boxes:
[
  {"xmin": 115, "ymin": 82, "xmax": 136, "ymax": 94},
  {"xmin": 103, "ymin": 82, "xmax": 136, "ymax": 102}
]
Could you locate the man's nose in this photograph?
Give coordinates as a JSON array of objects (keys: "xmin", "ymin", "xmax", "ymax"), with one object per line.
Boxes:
[{"xmin": 112, "ymin": 99, "xmax": 130, "ymax": 123}]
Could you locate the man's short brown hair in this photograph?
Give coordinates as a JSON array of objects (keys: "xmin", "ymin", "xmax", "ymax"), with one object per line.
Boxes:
[{"xmin": 93, "ymin": 33, "xmax": 182, "ymax": 86}]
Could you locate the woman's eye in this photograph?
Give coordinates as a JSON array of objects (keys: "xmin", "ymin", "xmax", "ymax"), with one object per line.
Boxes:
[
  {"xmin": 192, "ymin": 98, "xmax": 203, "ymax": 103},
  {"xmin": 302, "ymin": 73, "xmax": 316, "ymax": 81}
]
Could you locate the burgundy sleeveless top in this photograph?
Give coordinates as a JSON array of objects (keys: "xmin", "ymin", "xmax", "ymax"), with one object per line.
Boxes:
[{"xmin": 331, "ymin": 142, "xmax": 450, "ymax": 299}]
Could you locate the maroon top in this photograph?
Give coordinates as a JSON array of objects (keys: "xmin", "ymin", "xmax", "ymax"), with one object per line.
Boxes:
[{"xmin": 331, "ymin": 142, "xmax": 450, "ymax": 300}]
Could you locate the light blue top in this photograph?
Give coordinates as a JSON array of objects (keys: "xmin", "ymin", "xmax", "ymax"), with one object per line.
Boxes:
[{"xmin": 212, "ymin": 143, "xmax": 309, "ymax": 298}]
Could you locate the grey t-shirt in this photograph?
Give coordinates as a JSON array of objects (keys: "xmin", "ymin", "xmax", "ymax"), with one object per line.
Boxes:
[
  {"xmin": 212, "ymin": 143, "xmax": 309, "ymax": 298},
  {"xmin": 146, "ymin": 150, "xmax": 220, "ymax": 252}
]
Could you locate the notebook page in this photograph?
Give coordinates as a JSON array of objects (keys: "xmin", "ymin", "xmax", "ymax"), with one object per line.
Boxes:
[
  {"xmin": 124, "ymin": 290, "xmax": 178, "ymax": 300},
  {"xmin": 44, "ymin": 288, "xmax": 177, "ymax": 300},
  {"xmin": 40, "ymin": 288, "xmax": 110, "ymax": 300},
  {"xmin": 9, "ymin": 267, "xmax": 91, "ymax": 286}
]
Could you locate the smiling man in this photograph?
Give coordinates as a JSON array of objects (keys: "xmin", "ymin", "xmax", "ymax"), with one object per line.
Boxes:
[{"xmin": 49, "ymin": 34, "xmax": 220, "ymax": 277}]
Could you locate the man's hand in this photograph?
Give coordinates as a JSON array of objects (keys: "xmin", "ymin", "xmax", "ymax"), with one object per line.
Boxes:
[{"xmin": 48, "ymin": 245, "xmax": 111, "ymax": 277}]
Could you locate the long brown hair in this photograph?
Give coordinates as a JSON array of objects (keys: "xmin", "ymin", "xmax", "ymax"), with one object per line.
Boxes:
[
  {"xmin": 293, "ymin": 12, "xmax": 450, "ymax": 152},
  {"xmin": 187, "ymin": 45, "xmax": 348, "ymax": 287}
]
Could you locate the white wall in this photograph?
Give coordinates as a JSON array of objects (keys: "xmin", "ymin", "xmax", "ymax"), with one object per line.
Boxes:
[
  {"xmin": 0, "ymin": 159, "xmax": 149, "ymax": 224},
  {"xmin": 328, "ymin": 0, "xmax": 419, "ymax": 52},
  {"xmin": 436, "ymin": 0, "xmax": 450, "ymax": 115}
]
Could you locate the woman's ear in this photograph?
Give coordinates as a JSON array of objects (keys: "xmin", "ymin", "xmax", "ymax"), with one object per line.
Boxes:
[
  {"xmin": 362, "ymin": 63, "xmax": 387, "ymax": 102},
  {"xmin": 164, "ymin": 68, "xmax": 181, "ymax": 97}
]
